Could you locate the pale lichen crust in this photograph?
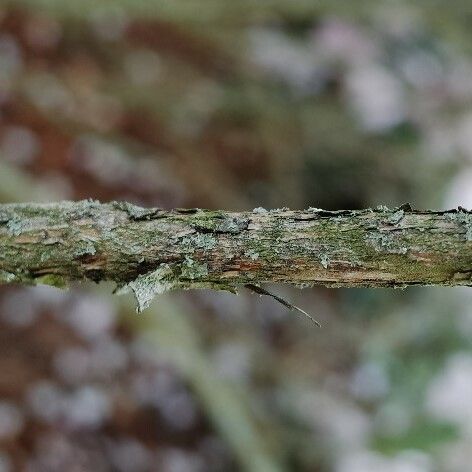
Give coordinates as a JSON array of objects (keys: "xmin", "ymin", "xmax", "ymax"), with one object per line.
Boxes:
[
  {"xmin": 116, "ymin": 264, "xmax": 177, "ymax": 313},
  {"xmin": 0, "ymin": 270, "xmax": 16, "ymax": 283}
]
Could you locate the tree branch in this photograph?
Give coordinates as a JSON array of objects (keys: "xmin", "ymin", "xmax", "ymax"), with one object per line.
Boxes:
[{"xmin": 0, "ymin": 201, "xmax": 471, "ymax": 310}]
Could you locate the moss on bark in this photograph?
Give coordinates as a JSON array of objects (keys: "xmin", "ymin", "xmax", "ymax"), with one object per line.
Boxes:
[{"xmin": 0, "ymin": 201, "xmax": 471, "ymax": 310}]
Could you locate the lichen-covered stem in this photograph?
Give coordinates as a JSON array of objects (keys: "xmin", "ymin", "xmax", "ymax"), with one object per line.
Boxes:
[{"xmin": 0, "ymin": 201, "xmax": 471, "ymax": 307}]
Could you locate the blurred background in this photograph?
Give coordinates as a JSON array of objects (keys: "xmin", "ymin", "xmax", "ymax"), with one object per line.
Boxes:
[{"xmin": 0, "ymin": 1, "xmax": 472, "ymax": 471}]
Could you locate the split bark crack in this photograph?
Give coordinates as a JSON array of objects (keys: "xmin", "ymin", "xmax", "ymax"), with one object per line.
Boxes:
[{"xmin": 0, "ymin": 200, "xmax": 471, "ymax": 314}]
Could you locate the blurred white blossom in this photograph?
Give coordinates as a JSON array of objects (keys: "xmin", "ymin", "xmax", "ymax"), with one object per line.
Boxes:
[
  {"xmin": 426, "ymin": 352, "xmax": 472, "ymax": 431},
  {"xmin": 28, "ymin": 381, "xmax": 110, "ymax": 430},
  {"xmin": 444, "ymin": 168, "xmax": 472, "ymax": 209},
  {"xmin": 400, "ymin": 51, "xmax": 444, "ymax": 89},
  {"xmin": 24, "ymin": 72, "xmax": 73, "ymax": 114},
  {"xmin": 54, "ymin": 338, "xmax": 128, "ymax": 385},
  {"xmin": 455, "ymin": 114, "xmax": 472, "ymax": 160},
  {"xmin": 313, "ymin": 19, "xmax": 377, "ymax": 65},
  {"xmin": 63, "ymin": 386, "xmax": 111, "ymax": 430},
  {"xmin": 64, "ymin": 294, "xmax": 116, "ymax": 340},
  {"xmin": 346, "ymin": 66, "xmax": 406, "ymax": 131},
  {"xmin": 212, "ymin": 342, "xmax": 251, "ymax": 383},
  {"xmin": 349, "ymin": 361, "xmax": 390, "ymax": 401},
  {"xmin": 249, "ymin": 29, "xmax": 322, "ymax": 93},
  {"xmin": 27, "ymin": 381, "xmax": 66, "ymax": 424},
  {"xmin": 295, "ymin": 390, "xmax": 371, "ymax": 450}
]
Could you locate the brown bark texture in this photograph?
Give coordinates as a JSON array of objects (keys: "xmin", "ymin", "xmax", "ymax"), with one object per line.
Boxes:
[{"xmin": 0, "ymin": 201, "xmax": 471, "ymax": 310}]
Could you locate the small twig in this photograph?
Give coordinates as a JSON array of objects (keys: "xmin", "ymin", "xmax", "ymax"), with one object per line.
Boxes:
[
  {"xmin": 245, "ymin": 284, "xmax": 321, "ymax": 327},
  {"xmin": 1, "ymin": 202, "xmax": 471, "ymax": 315}
]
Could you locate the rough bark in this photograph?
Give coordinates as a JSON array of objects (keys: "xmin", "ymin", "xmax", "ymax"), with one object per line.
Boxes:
[{"xmin": 0, "ymin": 201, "xmax": 471, "ymax": 310}]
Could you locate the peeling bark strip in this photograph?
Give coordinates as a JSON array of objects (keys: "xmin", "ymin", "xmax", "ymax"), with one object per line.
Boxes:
[{"xmin": 0, "ymin": 201, "xmax": 471, "ymax": 310}]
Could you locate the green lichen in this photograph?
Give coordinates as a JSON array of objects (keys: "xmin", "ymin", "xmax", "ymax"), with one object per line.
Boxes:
[
  {"xmin": 0, "ymin": 270, "xmax": 16, "ymax": 283},
  {"xmin": 112, "ymin": 201, "xmax": 162, "ymax": 220},
  {"xmin": 34, "ymin": 274, "xmax": 68, "ymax": 289},
  {"xmin": 74, "ymin": 240, "xmax": 97, "ymax": 257},
  {"xmin": 40, "ymin": 251, "xmax": 52, "ymax": 263},
  {"xmin": 445, "ymin": 210, "xmax": 472, "ymax": 241},
  {"xmin": 6, "ymin": 218, "xmax": 34, "ymax": 236},
  {"xmin": 181, "ymin": 233, "xmax": 217, "ymax": 251},
  {"xmin": 459, "ymin": 212, "xmax": 472, "ymax": 241},
  {"xmin": 0, "ymin": 202, "xmax": 470, "ymax": 294},
  {"xmin": 252, "ymin": 207, "xmax": 268, "ymax": 214},
  {"xmin": 118, "ymin": 263, "xmax": 176, "ymax": 313},
  {"xmin": 320, "ymin": 253, "xmax": 330, "ymax": 268},
  {"xmin": 366, "ymin": 232, "xmax": 408, "ymax": 255},
  {"xmin": 180, "ymin": 256, "xmax": 208, "ymax": 280},
  {"xmin": 191, "ymin": 211, "xmax": 248, "ymax": 234},
  {"xmin": 452, "ymin": 271, "xmax": 472, "ymax": 282},
  {"xmin": 68, "ymin": 199, "xmax": 101, "ymax": 219},
  {"xmin": 116, "ymin": 259, "xmax": 220, "ymax": 313},
  {"xmin": 386, "ymin": 209, "xmax": 404, "ymax": 225},
  {"xmin": 245, "ymin": 249, "xmax": 259, "ymax": 260}
]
